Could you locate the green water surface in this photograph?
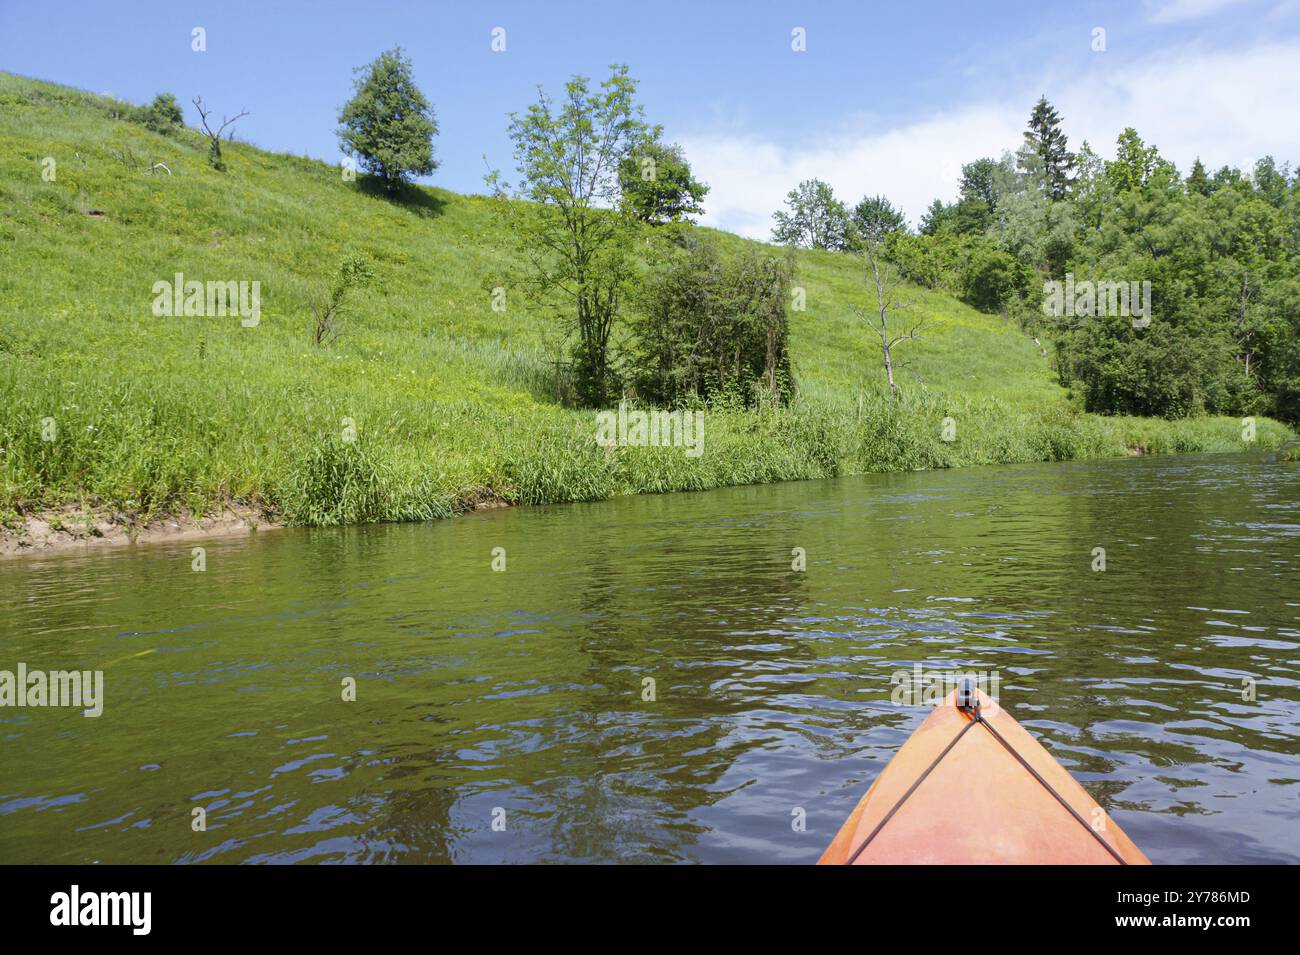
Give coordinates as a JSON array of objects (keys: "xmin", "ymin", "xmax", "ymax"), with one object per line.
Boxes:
[{"xmin": 1, "ymin": 453, "xmax": 1297, "ymax": 863}]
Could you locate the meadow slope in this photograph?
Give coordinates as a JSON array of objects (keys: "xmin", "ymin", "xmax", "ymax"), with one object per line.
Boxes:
[{"xmin": 0, "ymin": 73, "xmax": 1291, "ymax": 545}]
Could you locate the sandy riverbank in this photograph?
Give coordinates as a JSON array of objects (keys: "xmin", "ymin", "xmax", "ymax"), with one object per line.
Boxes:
[{"xmin": 0, "ymin": 504, "xmax": 280, "ymax": 558}]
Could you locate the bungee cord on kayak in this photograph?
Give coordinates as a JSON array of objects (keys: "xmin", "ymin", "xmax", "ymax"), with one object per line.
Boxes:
[
  {"xmin": 843, "ymin": 719, "xmax": 979, "ymax": 865},
  {"xmin": 839, "ymin": 679, "xmax": 1132, "ymax": 865},
  {"xmin": 965, "ymin": 697, "xmax": 1128, "ymax": 866}
]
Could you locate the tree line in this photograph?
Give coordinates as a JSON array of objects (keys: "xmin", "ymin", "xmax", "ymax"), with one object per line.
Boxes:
[{"xmin": 768, "ymin": 96, "xmax": 1300, "ymax": 423}]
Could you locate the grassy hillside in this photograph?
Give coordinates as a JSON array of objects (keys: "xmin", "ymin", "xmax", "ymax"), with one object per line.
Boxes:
[{"xmin": 0, "ymin": 73, "xmax": 1291, "ymax": 531}]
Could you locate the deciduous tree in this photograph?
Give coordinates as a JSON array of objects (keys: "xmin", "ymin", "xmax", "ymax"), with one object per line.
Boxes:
[
  {"xmin": 618, "ymin": 141, "xmax": 708, "ymax": 225},
  {"xmin": 487, "ymin": 65, "xmax": 653, "ymax": 406},
  {"xmin": 772, "ymin": 179, "xmax": 852, "ymax": 251}
]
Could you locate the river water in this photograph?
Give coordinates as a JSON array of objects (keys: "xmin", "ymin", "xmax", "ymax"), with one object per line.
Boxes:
[{"xmin": 2, "ymin": 452, "xmax": 1297, "ymax": 864}]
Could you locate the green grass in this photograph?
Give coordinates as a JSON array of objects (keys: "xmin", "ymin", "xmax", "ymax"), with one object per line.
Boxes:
[{"xmin": 0, "ymin": 73, "xmax": 1291, "ymax": 527}]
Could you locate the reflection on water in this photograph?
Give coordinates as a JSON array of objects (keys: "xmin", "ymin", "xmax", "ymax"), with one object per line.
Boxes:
[{"xmin": 1, "ymin": 453, "xmax": 1298, "ymax": 863}]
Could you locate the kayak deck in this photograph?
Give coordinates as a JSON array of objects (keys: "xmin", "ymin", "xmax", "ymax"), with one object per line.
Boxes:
[{"xmin": 819, "ymin": 689, "xmax": 1149, "ymax": 865}]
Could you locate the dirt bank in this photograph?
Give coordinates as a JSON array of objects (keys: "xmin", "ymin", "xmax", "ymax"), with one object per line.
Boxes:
[{"xmin": 1, "ymin": 504, "xmax": 281, "ymax": 558}]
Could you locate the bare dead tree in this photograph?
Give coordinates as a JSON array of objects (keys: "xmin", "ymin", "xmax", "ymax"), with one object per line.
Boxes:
[
  {"xmin": 192, "ymin": 97, "xmax": 248, "ymax": 171},
  {"xmin": 1233, "ymin": 268, "xmax": 1261, "ymax": 381},
  {"xmin": 851, "ymin": 232, "xmax": 928, "ymax": 400}
]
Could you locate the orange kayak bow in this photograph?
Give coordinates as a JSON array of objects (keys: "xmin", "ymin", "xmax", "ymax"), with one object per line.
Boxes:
[{"xmin": 820, "ymin": 684, "xmax": 1149, "ymax": 865}]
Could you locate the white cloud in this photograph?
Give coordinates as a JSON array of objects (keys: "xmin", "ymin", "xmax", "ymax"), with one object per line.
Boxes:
[
  {"xmin": 682, "ymin": 108, "xmax": 1021, "ymax": 239},
  {"xmin": 1057, "ymin": 40, "xmax": 1300, "ymax": 176},
  {"xmin": 682, "ymin": 38, "xmax": 1300, "ymax": 240}
]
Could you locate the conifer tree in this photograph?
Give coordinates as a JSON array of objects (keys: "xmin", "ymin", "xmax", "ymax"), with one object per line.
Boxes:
[
  {"xmin": 1187, "ymin": 157, "xmax": 1211, "ymax": 196},
  {"xmin": 1020, "ymin": 96, "xmax": 1075, "ymax": 200}
]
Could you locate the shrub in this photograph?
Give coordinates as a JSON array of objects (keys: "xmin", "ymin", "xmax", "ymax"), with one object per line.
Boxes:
[
  {"xmin": 961, "ymin": 241, "xmax": 1035, "ymax": 312},
  {"xmin": 137, "ymin": 94, "xmax": 183, "ymax": 134},
  {"xmin": 1057, "ymin": 318, "xmax": 1252, "ymax": 419},
  {"xmin": 628, "ymin": 235, "xmax": 795, "ymax": 407}
]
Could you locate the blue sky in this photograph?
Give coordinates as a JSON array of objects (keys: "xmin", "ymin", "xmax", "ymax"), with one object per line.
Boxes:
[{"xmin": 3, "ymin": 0, "xmax": 1298, "ymax": 237}]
